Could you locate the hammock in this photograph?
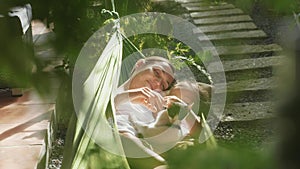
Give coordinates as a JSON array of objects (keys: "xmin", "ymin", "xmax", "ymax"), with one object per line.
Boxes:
[{"xmin": 62, "ymin": 4, "xmax": 217, "ymax": 169}]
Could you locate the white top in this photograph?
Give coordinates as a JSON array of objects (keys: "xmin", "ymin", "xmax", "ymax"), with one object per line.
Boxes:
[{"xmin": 114, "ymin": 84, "xmax": 155, "ymax": 135}]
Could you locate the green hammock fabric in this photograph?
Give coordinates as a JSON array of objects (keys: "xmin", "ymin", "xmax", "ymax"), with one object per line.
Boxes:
[
  {"xmin": 62, "ymin": 24, "xmax": 132, "ymax": 169},
  {"xmin": 61, "ymin": 15, "xmax": 154, "ymax": 168}
]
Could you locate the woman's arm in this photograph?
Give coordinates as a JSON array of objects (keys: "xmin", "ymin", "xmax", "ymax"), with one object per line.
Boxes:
[{"xmin": 114, "ymin": 87, "xmax": 166, "ymax": 113}]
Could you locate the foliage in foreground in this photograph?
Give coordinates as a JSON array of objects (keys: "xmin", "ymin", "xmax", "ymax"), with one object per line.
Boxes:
[{"xmin": 167, "ymin": 144, "xmax": 275, "ymax": 169}]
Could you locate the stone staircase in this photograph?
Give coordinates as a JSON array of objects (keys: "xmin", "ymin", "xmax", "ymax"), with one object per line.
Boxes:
[
  {"xmin": 176, "ymin": 0, "xmax": 284, "ymax": 121},
  {"xmin": 174, "ymin": 0, "xmax": 281, "ymax": 145}
]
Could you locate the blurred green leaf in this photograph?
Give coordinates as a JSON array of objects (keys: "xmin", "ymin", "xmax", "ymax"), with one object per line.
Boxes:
[{"xmin": 167, "ymin": 144, "xmax": 274, "ymax": 169}]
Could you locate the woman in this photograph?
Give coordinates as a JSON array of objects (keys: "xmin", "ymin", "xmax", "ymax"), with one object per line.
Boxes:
[{"xmin": 113, "ymin": 56, "xmax": 176, "ymax": 168}]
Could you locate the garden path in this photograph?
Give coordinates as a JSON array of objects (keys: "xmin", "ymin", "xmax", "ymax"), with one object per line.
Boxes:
[{"xmin": 0, "ymin": 20, "xmax": 61, "ymax": 169}]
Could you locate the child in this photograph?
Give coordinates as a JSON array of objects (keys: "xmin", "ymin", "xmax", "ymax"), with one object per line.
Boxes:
[{"xmin": 134, "ymin": 81, "xmax": 203, "ymax": 138}]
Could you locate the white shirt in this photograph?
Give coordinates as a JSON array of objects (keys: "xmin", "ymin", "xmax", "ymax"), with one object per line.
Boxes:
[{"xmin": 114, "ymin": 84, "xmax": 155, "ymax": 135}]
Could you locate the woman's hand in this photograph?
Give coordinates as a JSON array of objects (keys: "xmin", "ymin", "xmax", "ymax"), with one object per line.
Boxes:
[{"xmin": 128, "ymin": 87, "xmax": 166, "ymax": 113}]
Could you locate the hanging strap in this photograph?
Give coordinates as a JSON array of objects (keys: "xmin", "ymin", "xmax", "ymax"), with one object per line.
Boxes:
[
  {"xmin": 111, "ymin": 0, "xmax": 116, "ymax": 12},
  {"xmin": 101, "ymin": 0, "xmax": 145, "ymax": 58},
  {"xmin": 120, "ymin": 32, "xmax": 146, "ymax": 58}
]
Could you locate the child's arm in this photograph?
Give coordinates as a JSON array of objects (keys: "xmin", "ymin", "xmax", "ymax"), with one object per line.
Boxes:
[{"xmin": 165, "ymin": 95, "xmax": 200, "ymax": 123}]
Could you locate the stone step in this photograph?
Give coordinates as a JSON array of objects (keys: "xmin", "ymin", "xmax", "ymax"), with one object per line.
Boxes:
[
  {"xmin": 196, "ymin": 22, "xmax": 257, "ymax": 33},
  {"xmin": 214, "ymin": 77, "xmax": 277, "ymax": 93},
  {"xmin": 212, "ymin": 68, "xmax": 274, "ymax": 84},
  {"xmin": 222, "ymin": 101, "xmax": 274, "ymax": 121},
  {"xmin": 181, "ymin": 2, "xmax": 209, "ymax": 8},
  {"xmin": 193, "ymin": 15, "xmax": 252, "ymax": 25},
  {"xmin": 198, "ymin": 30, "xmax": 267, "ymax": 41},
  {"xmin": 181, "ymin": 2, "xmax": 228, "ymax": 8},
  {"xmin": 175, "ymin": 0, "xmax": 205, "ymax": 3},
  {"xmin": 208, "ymin": 55, "xmax": 284, "ymax": 73},
  {"xmin": 214, "ymin": 119, "xmax": 277, "ymax": 148},
  {"xmin": 191, "ymin": 8, "xmax": 244, "ymax": 18},
  {"xmin": 214, "ymin": 43, "xmax": 282, "ymax": 56},
  {"xmin": 185, "ymin": 4, "xmax": 235, "ymax": 12}
]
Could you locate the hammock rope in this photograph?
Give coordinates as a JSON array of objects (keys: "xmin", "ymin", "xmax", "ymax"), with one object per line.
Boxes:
[
  {"xmin": 102, "ymin": 0, "xmax": 144, "ymax": 58},
  {"xmin": 111, "ymin": 0, "xmax": 116, "ymax": 12},
  {"xmin": 120, "ymin": 32, "xmax": 146, "ymax": 58}
]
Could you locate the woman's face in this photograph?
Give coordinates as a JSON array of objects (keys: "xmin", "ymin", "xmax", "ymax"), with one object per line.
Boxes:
[{"xmin": 128, "ymin": 63, "xmax": 174, "ymax": 92}]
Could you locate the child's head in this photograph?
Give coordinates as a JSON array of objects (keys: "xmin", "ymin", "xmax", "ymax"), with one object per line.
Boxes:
[
  {"xmin": 168, "ymin": 81, "xmax": 199, "ymax": 105},
  {"xmin": 168, "ymin": 81, "xmax": 213, "ymax": 137},
  {"xmin": 169, "ymin": 81, "xmax": 213, "ymax": 102},
  {"xmin": 167, "ymin": 81, "xmax": 213, "ymax": 117}
]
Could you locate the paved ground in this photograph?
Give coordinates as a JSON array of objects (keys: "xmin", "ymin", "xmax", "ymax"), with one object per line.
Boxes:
[
  {"xmin": 0, "ymin": 90, "xmax": 55, "ymax": 169},
  {"xmin": 0, "ymin": 20, "xmax": 59, "ymax": 169}
]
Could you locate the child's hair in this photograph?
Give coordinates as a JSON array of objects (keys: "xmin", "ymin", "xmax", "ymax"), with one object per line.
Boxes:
[
  {"xmin": 172, "ymin": 81, "xmax": 198, "ymax": 99},
  {"xmin": 170, "ymin": 81, "xmax": 213, "ymax": 116},
  {"xmin": 170, "ymin": 81, "xmax": 213, "ymax": 102},
  {"xmin": 197, "ymin": 82, "xmax": 213, "ymax": 102}
]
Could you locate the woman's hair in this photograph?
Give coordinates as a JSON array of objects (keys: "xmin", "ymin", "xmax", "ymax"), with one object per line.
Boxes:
[
  {"xmin": 144, "ymin": 56, "xmax": 175, "ymax": 73},
  {"xmin": 131, "ymin": 56, "xmax": 175, "ymax": 75}
]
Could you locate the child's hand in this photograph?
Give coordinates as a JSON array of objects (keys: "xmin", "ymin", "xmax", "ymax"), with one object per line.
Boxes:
[
  {"xmin": 167, "ymin": 101, "xmax": 190, "ymax": 120},
  {"xmin": 164, "ymin": 95, "xmax": 185, "ymax": 108}
]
